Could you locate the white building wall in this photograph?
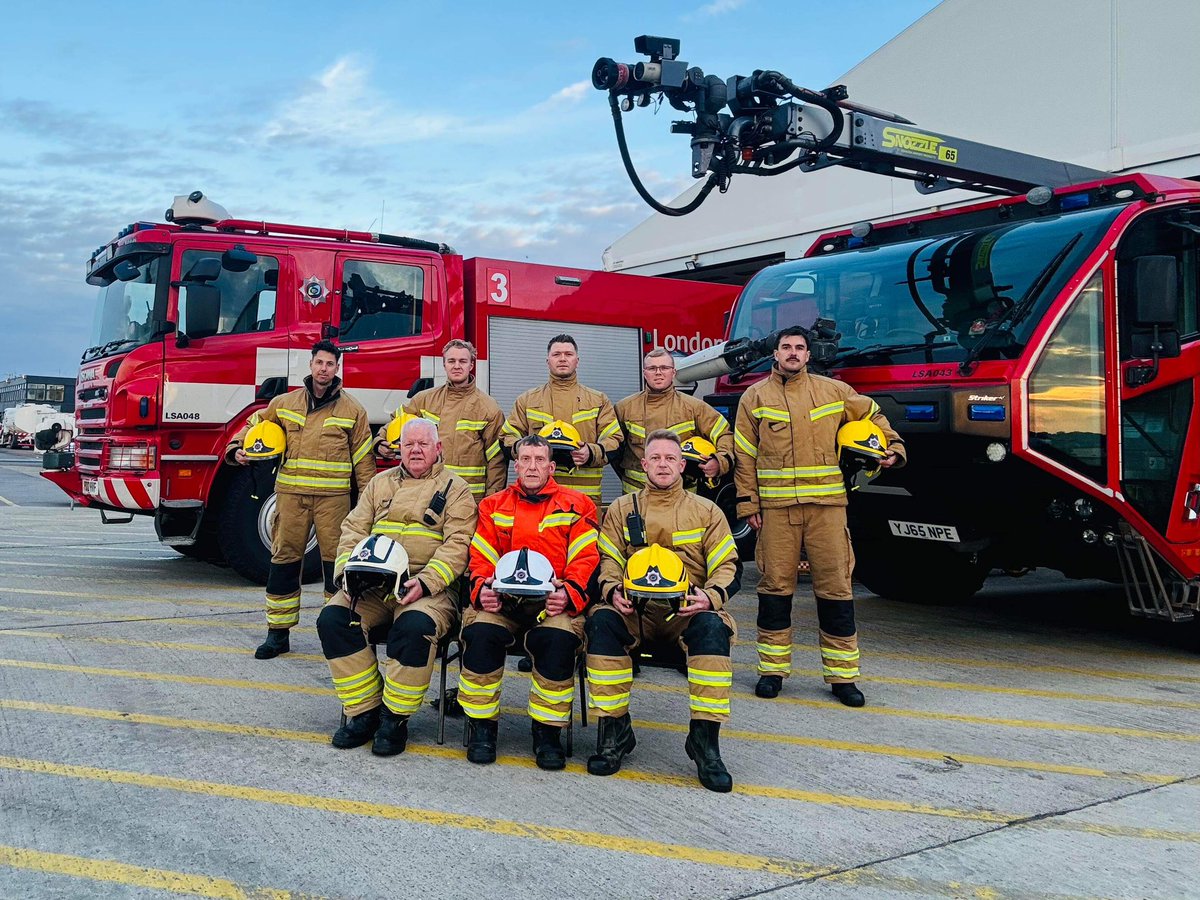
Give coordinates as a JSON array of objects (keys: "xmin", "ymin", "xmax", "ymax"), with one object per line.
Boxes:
[{"xmin": 605, "ymin": 0, "xmax": 1200, "ymax": 276}]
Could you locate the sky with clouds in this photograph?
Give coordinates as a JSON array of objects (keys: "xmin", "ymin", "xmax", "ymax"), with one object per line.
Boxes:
[{"xmin": 0, "ymin": 0, "xmax": 939, "ymax": 377}]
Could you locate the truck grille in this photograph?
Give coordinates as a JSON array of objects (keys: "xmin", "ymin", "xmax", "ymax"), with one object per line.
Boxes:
[{"xmin": 79, "ymin": 407, "xmax": 107, "ymax": 420}]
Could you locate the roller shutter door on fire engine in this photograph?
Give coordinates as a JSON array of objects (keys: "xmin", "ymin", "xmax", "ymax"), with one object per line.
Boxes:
[{"xmin": 488, "ymin": 317, "xmax": 641, "ymax": 503}]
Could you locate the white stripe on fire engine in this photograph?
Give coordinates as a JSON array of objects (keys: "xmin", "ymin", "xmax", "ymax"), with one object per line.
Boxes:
[
  {"xmin": 254, "ymin": 346, "xmax": 307, "ymax": 386},
  {"xmin": 100, "ymin": 477, "xmax": 158, "ymax": 510},
  {"xmin": 162, "ymin": 382, "xmax": 256, "ymax": 425}
]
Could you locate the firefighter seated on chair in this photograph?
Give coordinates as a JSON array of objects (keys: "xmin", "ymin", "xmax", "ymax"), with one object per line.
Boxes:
[
  {"xmin": 462, "ymin": 434, "xmax": 599, "ymax": 770},
  {"xmin": 316, "ymin": 416, "xmax": 476, "ymax": 757},
  {"xmin": 586, "ymin": 429, "xmax": 739, "ymax": 793}
]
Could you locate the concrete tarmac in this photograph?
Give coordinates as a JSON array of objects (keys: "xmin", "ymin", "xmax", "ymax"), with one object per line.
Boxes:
[{"xmin": 0, "ymin": 465, "xmax": 1197, "ymax": 899}]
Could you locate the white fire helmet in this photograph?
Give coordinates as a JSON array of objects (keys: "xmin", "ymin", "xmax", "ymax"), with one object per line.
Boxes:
[
  {"xmin": 343, "ymin": 534, "xmax": 410, "ymax": 603},
  {"xmin": 493, "ymin": 548, "xmax": 556, "ymax": 599}
]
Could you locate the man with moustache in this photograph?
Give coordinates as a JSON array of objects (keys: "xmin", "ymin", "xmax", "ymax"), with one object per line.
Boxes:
[{"xmin": 733, "ymin": 326, "xmax": 904, "ymax": 707}]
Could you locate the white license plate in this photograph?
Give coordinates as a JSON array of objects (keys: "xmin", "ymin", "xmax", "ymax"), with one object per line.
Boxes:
[
  {"xmin": 82, "ymin": 477, "xmax": 99, "ymax": 497},
  {"xmin": 888, "ymin": 519, "xmax": 960, "ymax": 543}
]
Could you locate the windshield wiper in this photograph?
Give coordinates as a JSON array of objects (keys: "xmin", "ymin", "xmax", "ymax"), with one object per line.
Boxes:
[
  {"xmin": 958, "ymin": 232, "xmax": 1083, "ymax": 375},
  {"xmin": 831, "ymin": 341, "xmax": 941, "ymax": 365}
]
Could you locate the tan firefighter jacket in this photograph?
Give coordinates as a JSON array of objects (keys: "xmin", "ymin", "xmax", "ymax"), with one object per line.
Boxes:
[
  {"xmin": 614, "ymin": 386, "xmax": 735, "ymax": 493},
  {"xmin": 225, "ymin": 377, "xmax": 375, "ymax": 496},
  {"xmin": 733, "ymin": 365, "xmax": 905, "ymax": 517},
  {"xmin": 598, "ymin": 479, "xmax": 738, "ymax": 611},
  {"xmin": 375, "ymin": 379, "xmax": 506, "ymax": 499},
  {"xmin": 334, "ymin": 461, "xmax": 477, "ymax": 598},
  {"xmin": 501, "ymin": 373, "xmax": 622, "ymax": 504}
]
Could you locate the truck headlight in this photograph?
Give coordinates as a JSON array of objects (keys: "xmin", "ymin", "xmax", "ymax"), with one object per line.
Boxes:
[{"xmin": 106, "ymin": 442, "xmax": 156, "ymax": 471}]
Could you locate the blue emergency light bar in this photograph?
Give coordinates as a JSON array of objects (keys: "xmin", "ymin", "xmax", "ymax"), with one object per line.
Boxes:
[
  {"xmin": 904, "ymin": 404, "xmax": 937, "ymax": 422},
  {"xmin": 968, "ymin": 403, "xmax": 1006, "ymax": 421}
]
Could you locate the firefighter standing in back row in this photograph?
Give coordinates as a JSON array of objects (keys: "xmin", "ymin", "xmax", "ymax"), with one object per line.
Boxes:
[
  {"xmin": 587, "ymin": 429, "xmax": 739, "ymax": 792},
  {"xmin": 501, "ymin": 334, "xmax": 623, "ymax": 506},
  {"xmin": 226, "ymin": 340, "xmax": 376, "ymax": 660},
  {"xmin": 377, "ymin": 339, "xmax": 506, "ymax": 500},
  {"xmin": 734, "ymin": 326, "xmax": 905, "ymax": 707},
  {"xmin": 317, "ymin": 416, "xmax": 477, "ymax": 754},
  {"xmin": 614, "ymin": 347, "xmax": 735, "ymax": 494}
]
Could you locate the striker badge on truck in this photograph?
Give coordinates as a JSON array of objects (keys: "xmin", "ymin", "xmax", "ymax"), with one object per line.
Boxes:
[{"xmin": 300, "ymin": 275, "xmax": 329, "ymax": 306}]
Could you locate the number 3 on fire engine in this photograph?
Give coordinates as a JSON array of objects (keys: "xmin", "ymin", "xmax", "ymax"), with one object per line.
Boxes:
[{"xmin": 488, "ymin": 270, "xmax": 509, "ymax": 304}]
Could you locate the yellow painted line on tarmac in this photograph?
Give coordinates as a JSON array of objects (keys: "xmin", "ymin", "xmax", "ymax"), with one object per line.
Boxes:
[
  {"xmin": 725, "ymin": 611, "xmax": 1200, "ymax": 669},
  {"xmin": 0, "ymin": 495, "xmax": 16, "ymax": 507},
  {"xmin": 627, "ymin": 680, "xmax": 1200, "ymax": 743},
  {"xmin": 0, "ymin": 844, "xmax": 313, "ymax": 899},
  {"xmin": 1037, "ymin": 817, "xmax": 1200, "ymax": 845},
  {"xmin": 729, "ymin": 662, "xmax": 1200, "ymax": 711},
  {"xmin": 5, "ymin": 655, "xmax": 1198, "ymax": 745},
  {"xmin": 0, "ymin": 651, "xmax": 1181, "ymax": 786},
  {"xmin": 0, "ymin": 754, "xmax": 831, "ymax": 878},
  {"xmin": 0, "ymin": 587, "xmax": 261, "ymax": 611},
  {"xmin": 786, "ymin": 644, "xmax": 1200, "ymax": 685},
  {"xmin": 0, "ymin": 606, "xmax": 318, "ymax": 633},
  {"xmin": 0, "ymin": 659, "xmax": 333, "ymax": 697},
  {"xmin": 0, "ymin": 700, "xmax": 1013, "ymax": 823}
]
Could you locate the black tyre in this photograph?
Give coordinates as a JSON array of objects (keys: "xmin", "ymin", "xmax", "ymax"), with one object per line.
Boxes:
[
  {"xmin": 216, "ymin": 468, "xmax": 322, "ymax": 586},
  {"xmin": 854, "ymin": 538, "xmax": 986, "ymax": 605}
]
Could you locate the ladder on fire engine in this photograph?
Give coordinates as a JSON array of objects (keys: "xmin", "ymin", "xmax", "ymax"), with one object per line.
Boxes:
[{"xmin": 1115, "ymin": 523, "xmax": 1200, "ymax": 622}]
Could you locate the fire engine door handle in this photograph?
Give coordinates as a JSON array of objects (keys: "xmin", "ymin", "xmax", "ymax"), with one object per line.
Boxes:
[{"xmin": 1185, "ymin": 484, "xmax": 1200, "ymax": 521}]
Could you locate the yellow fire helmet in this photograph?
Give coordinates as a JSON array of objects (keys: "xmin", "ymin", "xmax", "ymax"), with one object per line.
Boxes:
[
  {"xmin": 623, "ymin": 543, "xmax": 689, "ymax": 608},
  {"xmin": 538, "ymin": 419, "xmax": 582, "ymax": 468},
  {"xmin": 680, "ymin": 435, "xmax": 717, "ymax": 485},
  {"xmin": 243, "ymin": 420, "xmax": 286, "ymax": 460},
  {"xmin": 837, "ymin": 420, "xmax": 888, "ymax": 481},
  {"xmin": 384, "ymin": 411, "xmax": 421, "ymax": 448}
]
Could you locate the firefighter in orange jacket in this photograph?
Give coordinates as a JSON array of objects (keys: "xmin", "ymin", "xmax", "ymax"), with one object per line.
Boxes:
[
  {"xmin": 462, "ymin": 433, "xmax": 599, "ymax": 769},
  {"xmin": 317, "ymin": 416, "xmax": 476, "ymax": 756},
  {"xmin": 376, "ymin": 339, "xmax": 507, "ymax": 500},
  {"xmin": 500, "ymin": 334, "xmax": 622, "ymax": 505},
  {"xmin": 734, "ymin": 326, "xmax": 905, "ymax": 707},
  {"xmin": 225, "ymin": 340, "xmax": 376, "ymax": 660}
]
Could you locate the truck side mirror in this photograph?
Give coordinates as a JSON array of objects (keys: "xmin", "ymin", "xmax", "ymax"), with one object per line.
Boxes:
[
  {"xmin": 113, "ymin": 260, "xmax": 141, "ymax": 282},
  {"xmin": 182, "ymin": 257, "xmax": 222, "ymax": 283},
  {"xmin": 1125, "ymin": 255, "xmax": 1181, "ymax": 387},
  {"xmin": 222, "ymin": 245, "xmax": 258, "ymax": 272},
  {"xmin": 178, "ymin": 283, "xmax": 221, "ymax": 344},
  {"xmin": 1133, "ymin": 256, "xmax": 1178, "ymax": 326}
]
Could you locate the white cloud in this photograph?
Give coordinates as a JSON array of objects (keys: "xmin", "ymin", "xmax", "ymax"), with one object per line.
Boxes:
[
  {"xmin": 261, "ymin": 55, "xmax": 458, "ymax": 146},
  {"xmin": 686, "ymin": 0, "xmax": 749, "ymax": 20}
]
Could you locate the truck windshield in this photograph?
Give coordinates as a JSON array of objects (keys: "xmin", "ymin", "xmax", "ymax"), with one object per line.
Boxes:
[
  {"xmin": 729, "ymin": 204, "xmax": 1123, "ymax": 366},
  {"xmin": 87, "ymin": 255, "xmax": 163, "ymax": 359}
]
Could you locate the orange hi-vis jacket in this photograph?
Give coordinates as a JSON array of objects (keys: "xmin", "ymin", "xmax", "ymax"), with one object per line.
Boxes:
[{"xmin": 468, "ymin": 478, "xmax": 600, "ymax": 615}]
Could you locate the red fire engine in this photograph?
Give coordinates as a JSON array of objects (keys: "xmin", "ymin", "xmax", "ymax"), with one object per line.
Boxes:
[
  {"xmin": 44, "ymin": 193, "xmax": 737, "ymax": 583},
  {"xmin": 597, "ymin": 37, "xmax": 1200, "ymax": 627}
]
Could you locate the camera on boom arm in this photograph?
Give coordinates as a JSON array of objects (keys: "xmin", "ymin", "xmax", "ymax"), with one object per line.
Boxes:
[
  {"xmin": 592, "ymin": 38, "xmax": 847, "ymax": 215},
  {"xmin": 592, "ymin": 37, "xmax": 735, "ymax": 204}
]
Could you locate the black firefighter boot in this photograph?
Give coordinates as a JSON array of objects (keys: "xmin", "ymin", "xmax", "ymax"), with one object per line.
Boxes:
[
  {"xmin": 684, "ymin": 719, "xmax": 733, "ymax": 793},
  {"xmin": 371, "ymin": 707, "xmax": 409, "ymax": 756},
  {"xmin": 587, "ymin": 714, "xmax": 636, "ymax": 776},
  {"xmin": 466, "ymin": 719, "xmax": 498, "ymax": 765},
  {"xmin": 331, "ymin": 707, "xmax": 380, "ymax": 749},
  {"xmin": 531, "ymin": 722, "xmax": 566, "ymax": 771},
  {"xmin": 254, "ymin": 628, "xmax": 290, "ymax": 660},
  {"xmin": 831, "ymin": 682, "xmax": 866, "ymax": 707},
  {"xmin": 754, "ymin": 675, "xmax": 783, "ymax": 698}
]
